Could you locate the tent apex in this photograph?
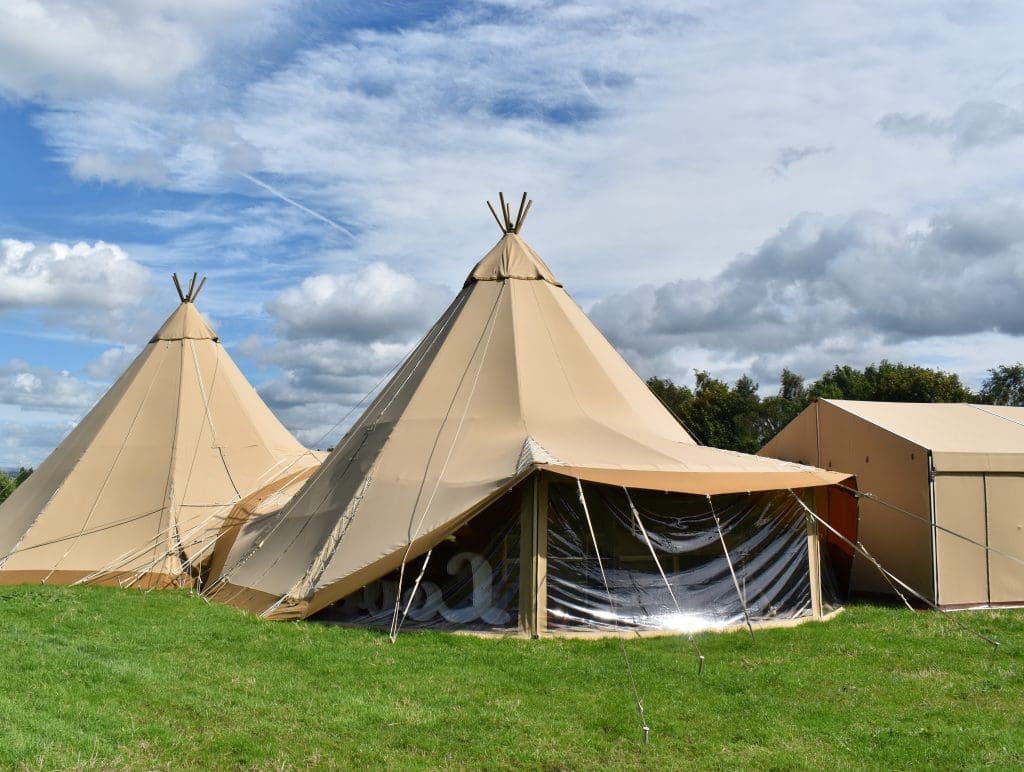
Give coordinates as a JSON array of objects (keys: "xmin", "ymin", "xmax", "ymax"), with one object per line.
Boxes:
[
  {"xmin": 171, "ymin": 272, "xmax": 208, "ymax": 303},
  {"xmin": 486, "ymin": 192, "xmax": 532, "ymax": 234}
]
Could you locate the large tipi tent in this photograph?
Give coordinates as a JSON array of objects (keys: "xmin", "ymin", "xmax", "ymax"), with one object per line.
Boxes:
[
  {"xmin": 761, "ymin": 399, "xmax": 1024, "ymax": 608},
  {"xmin": 0, "ymin": 274, "xmax": 321, "ymax": 589},
  {"xmin": 208, "ymin": 197, "xmax": 857, "ymax": 635}
]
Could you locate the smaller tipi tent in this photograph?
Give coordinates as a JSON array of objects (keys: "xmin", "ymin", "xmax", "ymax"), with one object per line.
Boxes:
[
  {"xmin": 761, "ymin": 399, "xmax": 1024, "ymax": 608},
  {"xmin": 208, "ymin": 197, "xmax": 857, "ymax": 635},
  {"xmin": 0, "ymin": 274, "xmax": 320, "ymax": 588}
]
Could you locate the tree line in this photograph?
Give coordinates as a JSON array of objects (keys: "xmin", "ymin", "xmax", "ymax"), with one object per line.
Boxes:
[
  {"xmin": 648, "ymin": 361, "xmax": 1024, "ymax": 454},
  {"xmin": 0, "ymin": 467, "xmax": 32, "ymax": 505}
]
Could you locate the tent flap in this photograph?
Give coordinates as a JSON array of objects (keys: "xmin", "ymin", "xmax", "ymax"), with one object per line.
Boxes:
[{"xmin": 539, "ymin": 463, "xmax": 852, "ymax": 495}]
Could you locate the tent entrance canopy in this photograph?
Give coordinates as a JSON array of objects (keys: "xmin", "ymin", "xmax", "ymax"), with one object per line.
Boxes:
[{"xmin": 313, "ymin": 471, "xmax": 855, "ymax": 636}]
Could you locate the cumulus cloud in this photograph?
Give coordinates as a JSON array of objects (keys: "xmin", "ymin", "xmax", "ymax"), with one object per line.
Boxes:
[
  {"xmin": 12, "ymin": 2, "xmax": 1024, "ymax": 286},
  {"xmin": 249, "ymin": 263, "xmax": 452, "ymax": 444},
  {"xmin": 83, "ymin": 346, "xmax": 142, "ymax": 380},
  {"xmin": 28, "ymin": 0, "xmax": 1024, "ymax": 301},
  {"xmin": 879, "ymin": 100, "xmax": 1024, "ymax": 151},
  {"xmin": 590, "ymin": 203, "xmax": 1024, "ymax": 384},
  {"xmin": 0, "ymin": 418, "xmax": 77, "ymax": 469},
  {"xmin": 27, "ymin": 2, "xmax": 708, "ymax": 288},
  {"xmin": 0, "ymin": 239, "xmax": 150, "ymax": 311},
  {"xmin": 0, "ymin": 360, "xmax": 103, "ymax": 412},
  {"xmin": 0, "ymin": 0, "xmax": 283, "ymax": 100},
  {"xmin": 256, "ymin": 341, "xmax": 410, "ymax": 449},
  {"xmin": 267, "ymin": 263, "xmax": 450, "ymax": 342}
]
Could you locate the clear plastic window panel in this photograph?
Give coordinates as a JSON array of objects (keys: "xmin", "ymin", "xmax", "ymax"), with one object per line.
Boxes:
[
  {"xmin": 546, "ymin": 482, "xmax": 820, "ymax": 632},
  {"xmin": 313, "ymin": 490, "xmax": 521, "ymax": 632}
]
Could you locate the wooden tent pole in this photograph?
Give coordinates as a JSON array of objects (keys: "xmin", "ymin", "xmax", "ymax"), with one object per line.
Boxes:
[
  {"xmin": 513, "ymin": 192, "xmax": 527, "ymax": 232},
  {"xmin": 808, "ymin": 489, "xmax": 825, "ymax": 619},
  {"xmin": 518, "ymin": 475, "xmax": 536, "ymax": 637},
  {"xmin": 535, "ymin": 473, "xmax": 548, "ymax": 636},
  {"xmin": 171, "ymin": 273, "xmax": 186, "ymax": 303},
  {"xmin": 518, "ymin": 473, "xmax": 548, "ymax": 637},
  {"xmin": 186, "ymin": 272, "xmax": 198, "ymax": 302},
  {"xmin": 192, "ymin": 277, "xmax": 207, "ymax": 303},
  {"xmin": 516, "ymin": 199, "xmax": 533, "ymax": 233},
  {"xmin": 498, "ymin": 192, "xmax": 511, "ymax": 231},
  {"xmin": 486, "ymin": 200, "xmax": 506, "ymax": 233}
]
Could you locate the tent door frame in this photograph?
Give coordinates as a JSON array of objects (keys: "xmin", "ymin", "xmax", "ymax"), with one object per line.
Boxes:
[
  {"xmin": 808, "ymin": 488, "xmax": 824, "ymax": 619},
  {"xmin": 518, "ymin": 472, "xmax": 548, "ymax": 637}
]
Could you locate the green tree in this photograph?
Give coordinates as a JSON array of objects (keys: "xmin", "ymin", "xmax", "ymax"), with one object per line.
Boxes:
[
  {"xmin": 649, "ymin": 361, "xmax": 976, "ymax": 454},
  {"xmin": 681, "ymin": 371, "xmax": 737, "ymax": 449},
  {"xmin": 810, "ymin": 360, "xmax": 973, "ymax": 403},
  {"xmin": 760, "ymin": 368, "xmax": 811, "ymax": 442},
  {"xmin": 809, "ymin": 364, "xmax": 867, "ymax": 400},
  {"xmin": 729, "ymin": 374, "xmax": 764, "ymax": 453},
  {"xmin": 979, "ymin": 363, "xmax": 1024, "ymax": 406},
  {"xmin": 648, "ymin": 371, "xmax": 789, "ymax": 453},
  {"xmin": 0, "ymin": 472, "xmax": 14, "ymax": 504},
  {"xmin": 646, "ymin": 376, "xmax": 696, "ymax": 432}
]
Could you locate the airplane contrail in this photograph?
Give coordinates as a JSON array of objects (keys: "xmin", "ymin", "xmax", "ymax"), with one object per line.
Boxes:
[{"xmin": 240, "ymin": 172, "xmax": 356, "ymax": 240}]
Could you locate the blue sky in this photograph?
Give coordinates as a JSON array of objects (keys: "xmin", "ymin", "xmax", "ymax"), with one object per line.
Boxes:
[{"xmin": 3, "ymin": 1, "xmax": 1024, "ymax": 467}]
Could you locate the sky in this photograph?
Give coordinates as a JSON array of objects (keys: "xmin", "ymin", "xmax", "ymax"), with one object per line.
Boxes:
[{"xmin": 2, "ymin": 0, "xmax": 1024, "ymax": 468}]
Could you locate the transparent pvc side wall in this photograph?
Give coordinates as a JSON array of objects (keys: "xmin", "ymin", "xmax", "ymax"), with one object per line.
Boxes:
[
  {"xmin": 315, "ymin": 479, "xmax": 847, "ymax": 633},
  {"xmin": 311, "ymin": 488, "xmax": 522, "ymax": 632},
  {"xmin": 546, "ymin": 482, "xmax": 843, "ymax": 633}
]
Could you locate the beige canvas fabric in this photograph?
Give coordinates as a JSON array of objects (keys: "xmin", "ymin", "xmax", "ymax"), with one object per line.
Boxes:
[
  {"xmin": 209, "ymin": 228, "xmax": 847, "ymax": 619},
  {"xmin": 0, "ymin": 292, "xmax": 320, "ymax": 588},
  {"xmin": 761, "ymin": 399, "xmax": 1024, "ymax": 607}
]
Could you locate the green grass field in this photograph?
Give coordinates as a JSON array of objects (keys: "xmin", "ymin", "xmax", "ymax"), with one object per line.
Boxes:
[{"xmin": 0, "ymin": 586, "xmax": 1021, "ymax": 770}]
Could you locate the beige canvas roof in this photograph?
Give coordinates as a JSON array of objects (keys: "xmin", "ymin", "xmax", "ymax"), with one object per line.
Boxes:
[
  {"xmin": 761, "ymin": 398, "xmax": 1024, "ymax": 607},
  {"xmin": 209, "ymin": 203, "xmax": 847, "ymax": 619},
  {"xmin": 817, "ymin": 400, "xmax": 1024, "ymax": 472},
  {"xmin": 0, "ymin": 275, "xmax": 321, "ymax": 588}
]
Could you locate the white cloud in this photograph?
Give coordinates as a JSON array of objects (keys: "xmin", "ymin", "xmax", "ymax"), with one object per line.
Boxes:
[
  {"xmin": 589, "ymin": 203, "xmax": 1024, "ymax": 388},
  {"xmin": 71, "ymin": 150, "xmax": 168, "ymax": 186},
  {"xmin": 0, "ymin": 0, "xmax": 285, "ymax": 100},
  {"xmin": 83, "ymin": 345, "xmax": 141, "ymax": 380},
  {"xmin": 0, "ymin": 239, "xmax": 150, "ymax": 311},
  {"xmin": 246, "ymin": 263, "xmax": 452, "ymax": 443},
  {"xmin": 0, "ymin": 360, "xmax": 102, "ymax": 412},
  {"xmin": 879, "ymin": 100, "xmax": 1024, "ymax": 152},
  {"xmin": 267, "ymin": 263, "xmax": 450, "ymax": 342},
  {"xmin": 24, "ymin": 1, "xmax": 1024, "ymax": 298},
  {"xmin": 0, "ymin": 418, "xmax": 76, "ymax": 469}
]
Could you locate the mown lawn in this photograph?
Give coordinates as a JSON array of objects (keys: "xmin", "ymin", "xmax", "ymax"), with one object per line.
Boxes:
[{"xmin": 0, "ymin": 585, "xmax": 1021, "ymax": 770}]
